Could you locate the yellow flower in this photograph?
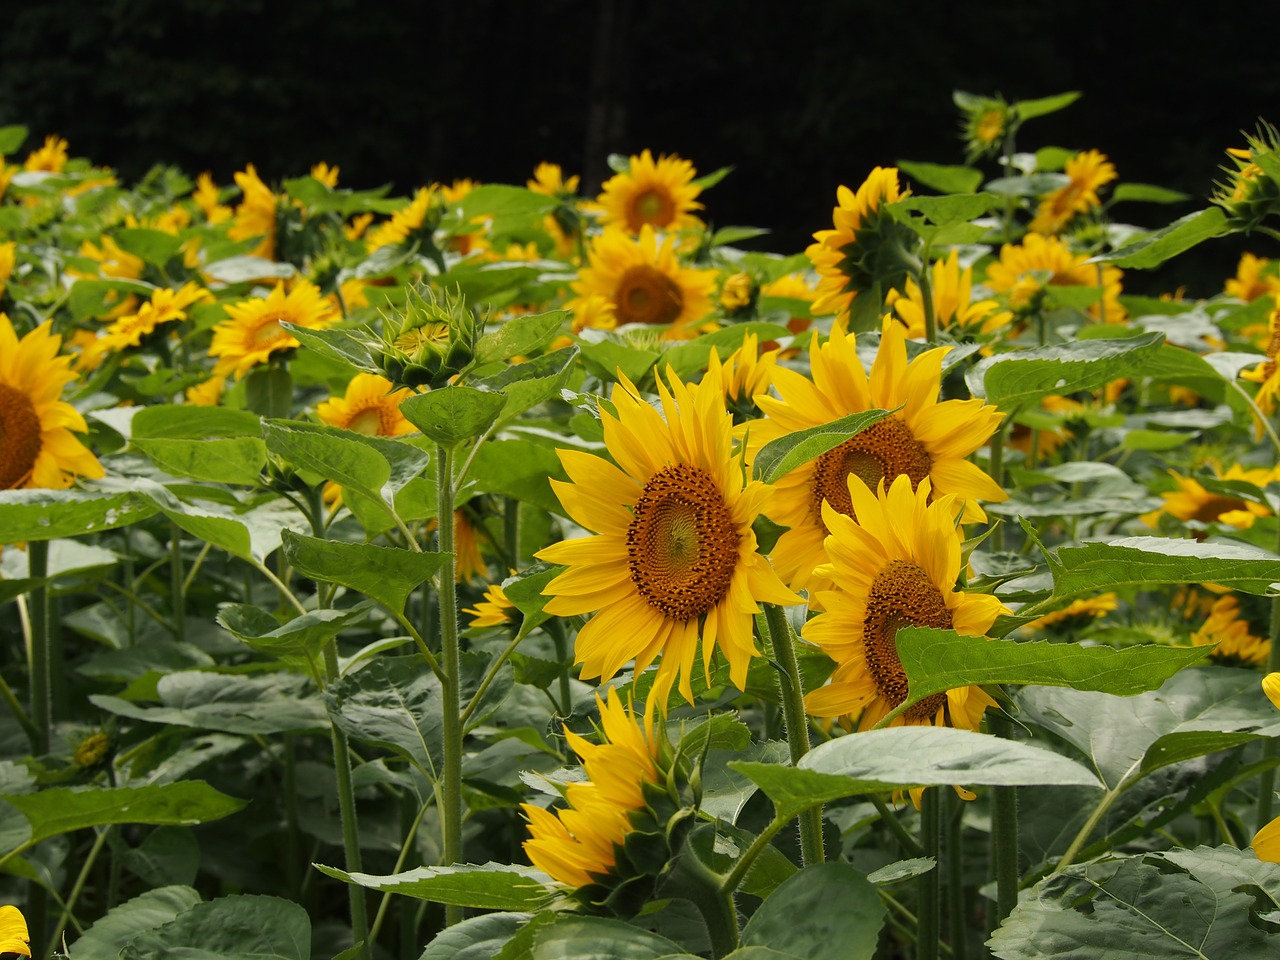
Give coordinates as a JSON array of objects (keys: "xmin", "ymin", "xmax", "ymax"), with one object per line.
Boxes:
[
  {"xmin": 464, "ymin": 581, "xmax": 517, "ymax": 629},
  {"xmin": 72, "ymin": 235, "xmax": 144, "ymax": 319},
  {"xmin": 0, "ymin": 314, "xmax": 103, "ymax": 490},
  {"xmin": 73, "ymin": 731, "xmax": 110, "ymax": 767},
  {"xmin": 209, "ymin": 280, "xmax": 337, "ymax": 379},
  {"xmin": 536, "ymin": 368, "xmax": 800, "ymax": 707},
  {"xmin": 1022, "ymin": 593, "xmax": 1118, "ymax": 632},
  {"xmin": 344, "ymin": 212, "xmax": 374, "ymax": 242},
  {"xmin": 719, "ymin": 272, "xmax": 753, "ymax": 311},
  {"xmin": 228, "ymin": 164, "xmax": 278, "ymax": 260},
  {"xmin": 24, "ymin": 135, "xmax": 68, "ymax": 173},
  {"xmin": 570, "ymin": 225, "xmax": 714, "ymax": 336},
  {"xmin": 194, "ymin": 172, "xmax": 232, "ymax": 224},
  {"xmin": 1253, "ymin": 673, "xmax": 1280, "ymax": 863},
  {"xmin": 528, "ymin": 162, "xmax": 580, "ymax": 197},
  {"xmin": 311, "ymin": 162, "xmax": 339, "ymax": 188},
  {"xmin": 0, "ymin": 904, "xmax": 30, "ymax": 957},
  {"xmin": 1190, "ymin": 594, "xmax": 1270, "ymax": 666},
  {"xmin": 1028, "ymin": 149, "xmax": 1117, "ymax": 235},
  {"xmin": 1242, "ymin": 305, "xmax": 1280, "ymax": 414},
  {"xmin": 956, "ymin": 92, "xmax": 1012, "ymax": 162},
  {"xmin": 185, "ymin": 376, "xmax": 225, "ymax": 407},
  {"xmin": 1225, "ymin": 253, "xmax": 1280, "ymax": 303},
  {"xmin": 890, "ymin": 249, "xmax": 1012, "ymax": 338},
  {"xmin": 804, "ymin": 474, "xmax": 1008, "ymax": 732},
  {"xmin": 522, "ymin": 689, "xmax": 662, "ymax": 888},
  {"xmin": 984, "ymin": 232, "xmax": 1127, "ymax": 324},
  {"xmin": 597, "ymin": 150, "xmax": 703, "ymax": 235},
  {"xmin": 1009, "ymin": 394, "xmax": 1083, "ymax": 463},
  {"xmin": 1264, "ymin": 673, "xmax": 1280, "ymax": 711},
  {"xmin": 316, "ymin": 372, "xmax": 416, "ymax": 437},
  {"xmin": 747, "ymin": 319, "xmax": 1006, "ymax": 594},
  {"xmin": 706, "ymin": 331, "xmax": 778, "ymax": 407},
  {"xmin": 0, "ymin": 159, "xmax": 14, "ymax": 201},
  {"xmin": 0, "ymin": 242, "xmax": 14, "ymax": 298},
  {"xmin": 365, "ymin": 186, "xmax": 435, "ymax": 253},
  {"xmin": 97, "ymin": 282, "xmax": 212, "ymax": 353},
  {"xmin": 1141, "ymin": 461, "xmax": 1276, "ymax": 530}
]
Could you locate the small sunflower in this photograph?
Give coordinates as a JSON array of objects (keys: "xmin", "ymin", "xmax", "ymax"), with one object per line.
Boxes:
[
  {"xmin": 208, "ymin": 280, "xmax": 337, "ymax": 379},
  {"xmin": 1141, "ymin": 460, "xmax": 1277, "ymax": 530},
  {"xmin": 464, "ymin": 580, "xmax": 517, "ymax": 629},
  {"xmin": 747, "ymin": 319, "xmax": 1006, "ymax": 594},
  {"xmin": 228, "ymin": 164, "xmax": 279, "ymax": 260},
  {"xmin": 316, "ymin": 373, "xmax": 416, "ymax": 437},
  {"xmin": 366, "ymin": 186, "xmax": 436, "ymax": 253},
  {"xmin": 185, "ymin": 375, "xmax": 225, "ymax": 407},
  {"xmin": 0, "ymin": 242, "xmax": 14, "ymax": 298},
  {"xmin": 1190, "ymin": 594, "xmax": 1270, "ymax": 666},
  {"xmin": 596, "ymin": 150, "xmax": 703, "ymax": 235},
  {"xmin": 889, "ymin": 249, "xmax": 1012, "ymax": 338},
  {"xmin": 310, "ymin": 162, "xmax": 339, "ymax": 188},
  {"xmin": 527, "ymin": 162, "xmax": 580, "ymax": 198},
  {"xmin": 1253, "ymin": 674, "xmax": 1280, "ymax": 863},
  {"xmin": 1028, "ymin": 149, "xmax": 1117, "ymax": 235},
  {"xmin": 706, "ymin": 331, "xmax": 778, "ymax": 410},
  {"xmin": 1021, "ymin": 593, "xmax": 1118, "ymax": 633},
  {"xmin": 984, "ymin": 231, "xmax": 1127, "ymax": 324},
  {"xmin": 194, "ymin": 172, "xmax": 232, "ymax": 224},
  {"xmin": 0, "ymin": 314, "xmax": 103, "ymax": 491},
  {"xmin": 804, "ymin": 474, "xmax": 1008, "ymax": 732},
  {"xmin": 1225, "ymin": 253, "xmax": 1280, "ymax": 303},
  {"xmin": 24, "ymin": 135, "xmax": 68, "ymax": 173},
  {"xmin": 97, "ymin": 282, "xmax": 212, "ymax": 353},
  {"xmin": 569, "ymin": 225, "xmax": 714, "ymax": 336},
  {"xmin": 536, "ymin": 368, "xmax": 800, "ymax": 707},
  {"xmin": 0, "ymin": 904, "xmax": 30, "ymax": 957},
  {"xmin": 956, "ymin": 92, "xmax": 1012, "ymax": 162},
  {"xmin": 1242, "ymin": 304, "xmax": 1280, "ymax": 414}
]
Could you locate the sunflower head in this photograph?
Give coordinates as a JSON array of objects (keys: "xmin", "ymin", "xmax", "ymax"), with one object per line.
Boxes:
[
  {"xmin": 954, "ymin": 91, "xmax": 1013, "ymax": 162},
  {"xmin": 1028, "ymin": 149, "xmax": 1118, "ymax": 235},
  {"xmin": 227, "ymin": 164, "xmax": 280, "ymax": 260},
  {"xmin": 1213, "ymin": 121, "xmax": 1280, "ymax": 232},
  {"xmin": 376, "ymin": 284, "xmax": 478, "ymax": 389},
  {"xmin": 597, "ymin": 150, "xmax": 704, "ymax": 236},
  {"xmin": 209, "ymin": 280, "xmax": 338, "ymax": 380}
]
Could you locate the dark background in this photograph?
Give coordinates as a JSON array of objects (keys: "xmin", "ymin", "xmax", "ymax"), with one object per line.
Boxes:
[{"xmin": 3, "ymin": 0, "xmax": 1276, "ymax": 294}]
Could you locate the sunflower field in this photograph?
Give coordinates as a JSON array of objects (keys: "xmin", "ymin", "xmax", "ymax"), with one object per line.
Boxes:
[{"xmin": 3, "ymin": 90, "xmax": 1280, "ymax": 960}]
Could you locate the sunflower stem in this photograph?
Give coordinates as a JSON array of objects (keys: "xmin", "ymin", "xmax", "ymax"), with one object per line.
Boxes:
[
  {"xmin": 436, "ymin": 443, "xmax": 465, "ymax": 928},
  {"xmin": 987, "ymin": 421, "xmax": 1007, "ymax": 553},
  {"xmin": 945, "ymin": 788, "xmax": 969, "ymax": 960},
  {"xmin": 917, "ymin": 788, "xmax": 942, "ymax": 960},
  {"xmin": 988, "ymin": 712, "xmax": 1020, "ymax": 926},
  {"xmin": 919, "ymin": 256, "xmax": 938, "ymax": 344},
  {"xmin": 44, "ymin": 826, "xmax": 109, "ymax": 960},
  {"xmin": 27, "ymin": 539, "xmax": 51, "ymax": 756},
  {"xmin": 1256, "ymin": 517, "xmax": 1280, "ymax": 833},
  {"xmin": 762, "ymin": 603, "xmax": 825, "ymax": 866},
  {"xmin": 169, "ymin": 522, "xmax": 185, "ymax": 645}
]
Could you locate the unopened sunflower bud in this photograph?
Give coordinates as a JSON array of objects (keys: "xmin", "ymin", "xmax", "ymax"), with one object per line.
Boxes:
[{"xmin": 377, "ymin": 284, "xmax": 477, "ymax": 388}]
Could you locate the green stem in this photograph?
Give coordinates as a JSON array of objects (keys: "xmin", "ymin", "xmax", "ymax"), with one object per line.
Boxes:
[
  {"xmin": 547, "ymin": 617, "xmax": 573, "ymax": 716},
  {"xmin": 251, "ymin": 557, "xmax": 308, "ymax": 617},
  {"xmin": 284, "ymin": 735, "xmax": 301, "ymax": 900},
  {"xmin": 170, "ymin": 522, "xmax": 185, "ymax": 645},
  {"xmin": 719, "ymin": 814, "xmax": 790, "ymax": 896},
  {"xmin": 44, "ymin": 827, "xmax": 110, "ymax": 959},
  {"xmin": 324, "ymin": 642, "xmax": 371, "ymax": 960},
  {"xmin": 181, "ymin": 541, "xmax": 213, "ymax": 595},
  {"xmin": 28, "ymin": 540, "xmax": 51, "ymax": 756},
  {"xmin": 946, "ymin": 789, "xmax": 968, "ymax": 960},
  {"xmin": 988, "ymin": 713, "xmax": 1020, "ymax": 926},
  {"xmin": 762, "ymin": 604, "xmax": 824, "ymax": 866},
  {"xmin": 503, "ymin": 495, "xmax": 521, "ymax": 567},
  {"xmin": 987, "ymin": 421, "xmax": 1007, "ymax": 554},
  {"xmin": 436, "ymin": 443, "xmax": 464, "ymax": 928},
  {"xmin": 1057, "ymin": 758, "xmax": 1141, "ymax": 872},
  {"xmin": 369, "ymin": 799, "xmax": 429, "ymax": 945},
  {"xmin": 461, "ymin": 624, "xmax": 530, "ymax": 726},
  {"xmin": 917, "ymin": 788, "xmax": 941, "ymax": 960},
  {"xmin": 919, "ymin": 256, "xmax": 937, "ymax": 344},
  {"xmin": 1257, "ymin": 527, "xmax": 1280, "ymax": 833},
  {"xmin": 0, "ymin": 670, "xmax": 38, "ymax": 753},
  {"xmin": 870, "ymin": 794, "xmax": 924, "ymax": 858}
]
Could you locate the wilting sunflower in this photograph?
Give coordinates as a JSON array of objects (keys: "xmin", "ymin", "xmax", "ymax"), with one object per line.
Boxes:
[
  {"xmin": 1242, "ymin": 305, "xmax": 1280, "ymax": 414},
  {"xmin": 0, "ymin": 904, "xmax": 29, "ymax": 957},
  {"xmin": 889, "ymin": 249, "xmax": 1012, "ymax": 338},
  {"xmin": 984, "ymin": 232, "xmax": 1127, "ymax": 324},
  {"xmin": 208, "ymin": 280, "xmax": 337, "ymax": 379},
  {"xmin": 0, "ymin": 314, "xmax": 103, "ymax": 491},
  {"xmin": 747, "ymin": 319, "xmax": 1006, "ymax": 594},
  {"xmin": 1028, "ymin": 149, "xmax": 1117, "ymax": 235},
  {"xmin": 596, "ymin": 150, "xmax": 703, "ymax": 235},
  {"xmin": 1226, "ymin": 253, "xmax": 1280, "ymax": 303},
  {"xmin": 228, "ymin": 164, "xmax": 278, "ymax": 260},
  {"xmin": 97, "ymin": 282, "xmax": 212, "ymax": 353},
  {"xmin": 804, "ymin": 475, "xmax": 1008, "ymax": 732},
  {"xmin": 24, "ymin": 135, "xmax": 68, "ymax": 173},
  {"xmin": 536, "ymin": 369, "xmax": 799, "ymax": 707},
  {"xmin": 1141, "ymin": 461, "xmax": 1277, "ymax": 530},
  {"xmin": 569, "ymin": 225, "xmax": 714, "ymax": 336},
  {"xmin": 366, "ymin": 186, "xmax": 436, "ymax": 253},
  {"xmin": 464, "ymin": 580, "xmax": 517, "ymax": 629}
]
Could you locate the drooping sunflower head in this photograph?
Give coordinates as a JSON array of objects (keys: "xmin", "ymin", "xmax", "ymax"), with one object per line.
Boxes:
[
  {"xmin": 227, "ymin": 164, "xmax": 279, "ymax": 260},
  {"xmin": 570, "ymin": 225, "xmax": 715, "ymax": 337},
  {"xmin": 806, "ymin": 167, "xmax": 920, "ymax": 328},
  {"xmin": 1020, "ymin": 593, "xmax": 1119, "ymax": 635},
  {"xmin": 536, "ymin": 367, "xmax": 800, "ymax": 707},
  {"xmin": 1189, "ymin": 593, "xmax": 1271, "ymax": 666},
  {"xmin": 1028, "ymin": 149, "xmax": 1118, "ymax": 235},
  {"xmin": 804, "ymin": 474, "xmax": 1008, "ymax": 732},
  {"xmin": 983, "ymin": 232, "xmax": 1127, "ymax": 324},
  {"xmin": 365, "ymin": 186, "xmax": 439, "ymax": 253},
  {"xmin": 0, "ymin": 314, "xmax": 103, "ymax": 491},
  {"xmin": 597, "ymin": 150, "xmax": 703, "ymax": 236},
  {"xmin": 315, "ymin": 373, "xmax": 416, "ymax": 437},
  {"xmin": 97, "ymin": 281, "xmax": 213, "ymax": 355},
  {"xmin": 208, "ymin": 280, "xmax": 337, "ymax": 379}
]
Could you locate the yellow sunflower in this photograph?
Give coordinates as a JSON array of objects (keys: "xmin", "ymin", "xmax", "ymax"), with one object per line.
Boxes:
[
  {"xmin": 1009, "ymin": 394, "xmax": 1083, "ymax": 464},
  {"xmin": 1190, "ymin": 594, "xmax": 1270, "ymax": 666},
  {"xmin": 705, "ymin": 331, "xmax": 778, "ymax": 408},
  {"xmin": 194, "ymin": 172, "xmax": 232, "ymax": 224},
  {"xmin": 719, "ymin": 272, "xmax": 754, "ymax": 312},
  {"xmin": 208, "ymin": 280, "xmax": 337, "ymax": 379},
  {"xmin": 528, "ymin": 162, "xmax": 580, "ymax": 198},
  {"xmin": 464, "ymin": 580, "xmax": 517, "ymax": 629},
  {"xmin": 806, "ymin": 167, "xmax": 909, "ymax": 324},
  {"xmin": 536, "ymin": 368, "xmax": 800, "ymax": 707},
  {"xmin": 1021, "ymin": 593, "xmax": 1118, "ymax": 633},
  {"xmin": 596, "ymin": 149, "xmax": 703, "ymax": 235},
  {"xmin": 1141, "ymin": 461, "xmax": 1277, "ymax": 530},
  {"xmin": 1028, "ymin": 149, "xmax": 1117, "ymax": 235},
  {"xmin": 523, "ymin": 689, "xmax": 662, "ymax": 888},
  {"xmin": 0, "ymin": 242, "xmax": 14, "ymax": 298},
  {"xmin": 228, "ymin": 164, "xmax": 278, "ymax": 260},
  {"xmin": 0, "ymin": 159, "xmax": 15, "ymax": 201},
  {"xmin": 0, "ymin": 314, "xmax": 103, "ymax": 491},
  {"xmin": 1225, "ymin": 253, "xmax": 1280, "ymax": 303},
  {"xmin": 1253, "ymin": 674, "xmax": 1280, "ymax": 863},
  {"xmin": 72, "ymin": 236, "xmax": 144, "ymax": 319},
  {"xmin": 365, "ymin": 187, "xmax": 435, "ymax": 253},
  {"xmin": 889, "ymin": 249, "xmax": 1012, "ymax": 338},
  {"xmin": 0, "ymin": 904, "xmax": 29, "ymax": 957},
  {"xmin": 1242, "ymin": 304, "xmax": 1280, "ymax": 413},
  {"xmin": 310, "ymin": 162, "xmax": 339, "ymax": 188},
  {"xmin": 185, "ymin": 375, "xmax": 225, "ymax": 407},
  {"xmin": 316, "ymin": 373, "xmax": 416, "ymax": 437},
  {"xmin": 97, "ymin": 282, "xmax": 212, "ymax": 353},
  {"xmin": 569, "ymin": 225, "xmax": 714, "ymax": 336},
  {"xmin": 24, "ymin": 135, "xmax": 68, "ymax": 173},
  {"xmin": 747, "ymin": 319, "xmax": 1006, "ymax": 594},
  {"xmin": 984, "ymin": 232, "xmax": 1127, "ymax": 324},
  {"xmin": 804, "ymin": 474, "xmax": 1008, "ymax": 732}
]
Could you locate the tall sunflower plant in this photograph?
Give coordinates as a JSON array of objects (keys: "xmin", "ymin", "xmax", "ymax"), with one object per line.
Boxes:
[{"xmin": 2, "ymin": 98, "xmax": 1280, "ymax": 960}]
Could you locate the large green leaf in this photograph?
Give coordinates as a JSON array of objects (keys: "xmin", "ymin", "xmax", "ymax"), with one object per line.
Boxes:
[
  {"xmin": 418, "ymin": 912, "xmax": 531, "ymax": 960},
  {"xmin": 132, "ymin": 437, "xmax": 268, "ymax": 486},
  {"xmin": 280, "ymin": 322, "xmax": 383, "ymax": 375},
  {"xmin": 217, "ymin": 602, "xmax": 374, "ymax": 674},
  {"xmin": 315, "ymin": 862, "xmax": 551, "ymax": 910},
  {"xmin": 475, "ymin": 310, "xmax": 569, "ymax": 362},
  {"xmin": 400, "ymin": 386, "xmax": 508, "ymax": 447},
  {"xmin": 262, "ymin": 419, "xmax": 429, "ymax": 506},
  {"xmin": 0, "ymin": 487, "xmax": 157, "ymax": 542},
  {"xmin": 131, "ymin": 406, "xmax": 262, "ymax": 439},
  {"xmin": 281, "ymin": 530, "xmax": 447, "ymax": 615},
  {"xmin": 474, "ymin": 347, "xmax": 579, "ymax": 422},
  {"xmin": 525, "ymin": 916, "xmax": 690, "ymax": 960},
  {"xmin": 1047, "ymin": 536, "xmax": 1280, "ymax": 598},
  {"xmin": 752, "ymin": 409, "xmax": 896, "ymax": 483},
  {"xmin": 0, "ymin": 538, "xmax": 118, "ymax": 603},
  {"xmin": 132, "ymin": 480, "xmax": 296, "ymax": 563},
  {"xmin": 1094, "ymin": 207, "xmax": 1228, "ymax": 269},
  {"xmin": 67, "ymin": 886, "xmax": 202, "ymax": 960},
  {"xmin": 739, "ymin": 863, "xmax": 884, "ymax": 960},
  {"xmin": 118, "ymin": 894, "xmax": 310, "ymax": 960},
  {"xmin": 966, "ymin": 333, "xmax": 1165, "ymax": 408},
  {"xmin": 895, "ymin": 160, "xmax": 983, "ymax": 195},
  {"xmin": 90, "ymin": 672, "xmax": 328, "ymax": 735},
  {"xmin": 468, "ymin": 440, "xmax": 568, "ymax": 514}
]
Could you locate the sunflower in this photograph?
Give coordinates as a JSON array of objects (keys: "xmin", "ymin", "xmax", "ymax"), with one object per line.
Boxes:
[
  {"xmin": 0, "ymin": 159, "xmax": 14, "ymax": 201},
  {"xmin": 1021, "ymin": 593, "xmax": 1118, "ymax": 633},
  {"xmin": 194, "ymin": 172, "xmax": 232, "ymax": 224},
  {"xmin": 1028, "ymin": 149, "xmax": 1117, "ymax": 235},
  {"xmin": 0, "ymin": 904, "xmax": 29, "ymax": 957},
  {"xmin": 956, "ymin": 91, "xmax": 1012, "ymax": 162},
  {"xmin": 569, "ymin": 225, "xmax": 714, "ymax": 337},
  {"xmin": 536, "ymin": 368, "xmax": 800, "ymax": 707},
  {"xmin": 208, "ymin": 280, "xmax": 337, "ymax": 379},
  {"xmin": 984, "ymin": 232, "xmax": 1127, "ymax": 324},
  {"xmin": 1225, "ymin": 253, "xmax": 1280, "ymax": 303},
  {"xmin": 0, "ymin": 242, "xmax": 14, "ymax": 298},
  {"xmin": 1190, "ymin": 594, "xmax": 1270, "ymax": 666},
  {"xmin": 596, "ymin": 150, "xmax": 703, "ymax": 235},
  {"xmin": 310, "ymin": 162, "xmax": 339, "ymax": 188},
  {"xmin": 889, "ymin": 249, "xmax": 1012, "ymax": 338},
  {"xmin": 185, "ymin": 375, "xmax": 225, "ymax": 407},
  {"xmin": 72, "ymin": 236, "xmax": 144, "ymax": 319},
  {"xmin": 97, "ymin": 282, "xmax": 212, "ymax": 353},
  {"xmin": 464, "ymin": 580, "xmax": 517, "ymax": 629},
  {"xmin": 1242, "ymin": 304, "xmax": 1280, "ymax": 414},
  {"xmin": 365, "ymin": 186, "xmax": 436, "ymax": 253},
  {"xmin": 1140, "ymin": 461, "xmax": 1277, "ymax": 530},
  {"xmin": 1253, "ymin": 674, "xmax": 1280, "ymax": 863},
  {"xmin": 316, "ymin": 373, "xmax": 416, "ymax": 437},
  {"xmin": 24, "ymin": 135, "xmax": 68, "ymax": 173},
  {"xmin": 528, "ymin": 162, "xmax": 580, "ymax": 198},
  {"xmin": 706, "ymin": 331, "xmax": 778, "ymax": 409},
  {"xmin": 0, "ymin": 314, "xmax": 103, "ymax": 491},
  {"xmin": 803, "ymin": 474, "xmax": 1008, "ymax": 732},
  {"xmin": 1009, "ymin": 395, "xmax": 1083, "ymax": 464},
  {"xmin": 718, "ymin": 272, "xmax": 754, "ymax": 312},
  {"xmin": 747, "ymin": 319, "xmax": 1006, "ymax": 594},
  {"xmin": 228, "ymin": 164, "xmax": 278, "ymax": 260}
]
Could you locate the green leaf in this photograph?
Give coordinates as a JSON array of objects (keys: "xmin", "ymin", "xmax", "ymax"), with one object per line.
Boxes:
[
  {"xmin": 202, "ymin": 256, "xmax": 295, "ymax": 284},
  {"xmin": 0, "ymin": 539, "xmax": 119, "ymax": 602},
  {"xmin": 243, "ymin": 366, "xmax": 293, "ymax": 420},
  {"xmin": 68, "ymin": 278, "xmax": 156, "ymax": 322},
  {"xmin": 468, "ymin": 440, "xmax": 569, "ymax": 515},
  {"xmin": 90, "ymin": 672, "xmax": 328, "ymax": 735},
  {"xmin": 691, "ymin": 165, "xmax": 734, "ymax": 190},
  {"xmin": 895, "ymin": 627, "xmax": 1208, "ymax": 703},
  {"xmin": 1013, "ymin": 91, "xmax": 1081, "ymax": 121},
  {"xmin": 901, "ymin": 193, "xmax": 998, "ymax": 226},
  {"xmin": 753, "ymin": 409, "xmax": 895, "ymax": 483},
  {"xmin": 476, "ymin": 310, "xmax": 569, "ymax": 363},
  {"xmin": 1, "ymin": 783, "xmax": 246, "ymax": 856},
  {"xmin": 132, "ymin": 437, "xmax": 268, "ymax": 486},
  {"xmin": 983, "ymin": 173, "xmax": 1069, "ymax": 198},
  {"xmin": 710, "ymin": 225, "xmax": 770, "ymax": 247},
  {"xmin": 419, "ymin": 912, "xmax": 531, "ymax": 960},
  {"xmin": 740, "ymin": 863, "xmax": 885, "ymax": 960},
  {"xmin": 400, "ymin": 386, "xmax": 508, "ymax": 447},
  {"xmin": 896, "ymin": 161, "xmax": 983, "ymax": 195},
  {"xmin": 1111, "ymin": 183, "xmax": 1192, "ymax": 204},
  {"xmin": 1049, "ymin": 536, "xmax": 1280, "ymax": 598},
  {"xmin": 661, "ymin": 322, "xmax": 791, "ymax": 383},
  {"xmin": 118, "ymin": 894, "xmax": 310, "ymax": 960},
  {"xmin": 114, "ymin": 228, "xmax": 183, "ymax": 267},
  {"xmin": 132, "ymin": 480, "xmax": 289, "ymax": 563},
  {"xmin": 217, "ymin": 602, "xmax": 374, "ymax": 674},
  {"xmin": 68, "ymin": 886, "xmax": 202, "ymax": 960},
  {"xmin": 131, "ymin": 406, "xmax": 261, "ymax": 439},
  {"xmin": 499, "ymin": 562, "xmax": 560, "ymax": 635},
  {"xmin": 281, "ymin": 530, "xmax": 446, "ymax": 615},
  {"xmin": 575, "ymin": 338, "xmax": 660, "ymax": 384},
  {"xmin": 1094, "ymin": 207, "xmax": 1228, "ymax": 269},
  {"xmin": 0, "ymin": 487, "xmax": 158, "ymax": 541},
  {"xmin": 475, "ymin": 347, "xmax": 579, "ymax": 422},
  {"xmin": 315, "ymin": 862, "xmax": 551, "ymax": 910},
  {"xmin": 527, "ymin": 915, "xmax": 689, "ymax": 960},
  {"xmin": 280, "ymin": 322, "xmax": 383, "ymax": 375},
  {"xmin": 966, "ymin": 332, "xmax": 1166, "ymax": 407},
  {"xmin": 0, "ymin": 125, "xmax": 28, "ymax": 153}
]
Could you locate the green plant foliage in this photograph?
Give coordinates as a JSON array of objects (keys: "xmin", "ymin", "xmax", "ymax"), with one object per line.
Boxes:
[
  {"xmin": 281, "ymin": 530, "xmax": 446, "ymax": 615},
  {"xmin": 315, "ymin": 862, "xmax": 553, "ymax": 910},
  {"xmin": 738, "ymin": 863, "xmax": 885, "ymax": 960},
  {"xmin": 117, "ymin": 894, "xmax": 311, "ymax": 960}
]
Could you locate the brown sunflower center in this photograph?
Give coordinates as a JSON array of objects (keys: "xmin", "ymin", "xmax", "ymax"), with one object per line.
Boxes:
[
  {"xmin": 810, "ymin": 418, "xmax": 932, "ymax": 527},
  {"xmin": 1192, "ymin": 495, "xmax": 1248, "ymax": 524},
  {"xmin": 614, "ymin": 266, "xmax": 684, "ymax": 327},
  {"xmin": 347, "ymin": 405, "xmax": 392, "ymax": 436},
  {"xmin": 630, "ymin": 188, "xmax": 675, "ymax": 230},
  {"xmin": 250, "ymin": 312, "xmax": 292, "ymax": 348},
  {"xmin": 0, "ymin": 382, "xmax": 42, "ymax": 489},
  {"xmin": 863, "ymin": 559, "xmax": 953, "ymax": 721},
  {"xmin": 627, "ymin": 463, "xmax": 740, "ymax": 622}
]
